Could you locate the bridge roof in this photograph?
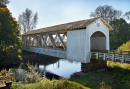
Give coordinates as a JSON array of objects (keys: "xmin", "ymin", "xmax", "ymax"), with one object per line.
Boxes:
[{"xmin": 23, "ymin": 17, "xmax": 108, "ymax": 36}]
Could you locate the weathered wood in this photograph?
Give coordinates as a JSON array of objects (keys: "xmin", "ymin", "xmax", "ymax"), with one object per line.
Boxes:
[
  {"xmin": 37, "ymin": 35, "xmax": 42, "ymax": 47},
  {"xmin": 122, "ymin": 55, "xmax": 125, "ymax": 63},
  {"xmin": 41, "ymin": 35, "xmax": 45, "ymax": 47},
  {"xmin": 90, "ymin": 51, "xmax": 130, "ymax": 63},
  {"xmin": 112, "ymin": 54, "xmax": 115, "ymax": 62},
  {"xmin": 56, "ymin": 33, "xmax": 66, "ymax": 50},
  {"xmin": 54, "ymin": 35, "xmax": 57, "ymax": 42},
  {"xmin": 31, "ymin": 36, "xmax": 35, "ymax": 46},
  {"xmin": 103, "ymin": 53, "xmax": 106, "ymax": 60},
  {"xmin": 96, "ymin": 52, "xmax": 99, "ymax": 59},
  {"xmin": 43, "ymin": 33, "xmax": 48, "ymax": 48},
  {"xmin": 48, "ymin": 34, "xmax": 56, "ymax": 49}
]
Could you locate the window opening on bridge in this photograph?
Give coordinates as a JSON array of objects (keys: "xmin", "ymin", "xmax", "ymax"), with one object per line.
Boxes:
[
  {"xmin": 25, "ymin": 32, "xmax": 67, "ymax": 51},
  {"xmin": 46, "ymin": 36, "xmax": 53, "ymax": 48}
]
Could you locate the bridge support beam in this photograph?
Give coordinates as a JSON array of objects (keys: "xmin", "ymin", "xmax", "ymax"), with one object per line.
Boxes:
[
  {"xmin": 23, "ymin": 32, "xmax": 67, "ymax": 51},
  {"xmin": 22, "ymin": 47, "xmax": 66, "ymax": 59}
]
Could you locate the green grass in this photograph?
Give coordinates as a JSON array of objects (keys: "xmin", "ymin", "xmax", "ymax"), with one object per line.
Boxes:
[
  {"xmin": 70, "ymin": 61, "xmax": 130, "ymax": 89},
  {"xmin": 12, "ymin": 78, "xmax": 89, "ymax": 89}
]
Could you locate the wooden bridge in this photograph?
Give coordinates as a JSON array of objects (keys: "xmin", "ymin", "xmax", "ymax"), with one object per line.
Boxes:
[
  {"xmin": 21, "ymin": 17, "xmax": 130, "ymax": 73},
  {"xmin": 23, "ymin": 17, "xmax": 125, "ymax": 64}
]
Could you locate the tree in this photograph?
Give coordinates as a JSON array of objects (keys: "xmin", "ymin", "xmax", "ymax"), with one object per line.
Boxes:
[
  {"xmin": 18, "ymin": 8, "xmax": 38, "ymax": 33},
  {"xmin": 123, "ymin": 11, "xmax": 130, "ymax": 20},
  {"xmin": 90, "ymin": 5, "xmax": 122, "ymax": 23},
  {"xmin": 0, "ymin": 0, "xmax": 10, "ymax": 5},
  {"xmin": 0, "ymin": 2, "xmax": 22, "ymax": 57},
  {"xmin": 117, "ymin": 40, "xmax": 130, "ymax": 51},
  {"xmin": 109, "ymin": 18, "xmax": 130, "ymax": 49}
]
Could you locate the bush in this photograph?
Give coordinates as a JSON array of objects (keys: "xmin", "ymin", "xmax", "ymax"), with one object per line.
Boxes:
[
  {"xmin": 23, "ymin": 62, "xmax": 45, "ymax": 83},
  {"xmin": 12, "ymin": 78, "xmax": 87, "ymax": 89},
  {"xmin": 117, "ymin": 40, "xmax": 130, "ymax": 51}
]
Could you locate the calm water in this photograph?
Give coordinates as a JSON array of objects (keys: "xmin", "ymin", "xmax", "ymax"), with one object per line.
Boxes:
[
  {"xmin": 39, "ymin": 59, "xmax": 81, "ymax": 78},
  {"xmin": 3, "ymin": 58, "xmax": 81, "ymax": 81}
]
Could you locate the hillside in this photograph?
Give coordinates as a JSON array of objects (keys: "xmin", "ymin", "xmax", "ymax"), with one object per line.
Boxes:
[{"xmin": 117, "ymin": 40, "xmax": 130, "ymax": 51}]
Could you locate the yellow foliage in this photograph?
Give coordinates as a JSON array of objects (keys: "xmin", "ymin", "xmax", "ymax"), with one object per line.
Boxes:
[{"xmin": 117, "ymin": 40, "xmax": 130, "ymax": 51}]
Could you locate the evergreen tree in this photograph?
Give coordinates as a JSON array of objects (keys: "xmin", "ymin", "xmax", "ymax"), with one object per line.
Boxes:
[{"xmin": 0, "ymin": 2, "xmax": 22, "ymax": 57}]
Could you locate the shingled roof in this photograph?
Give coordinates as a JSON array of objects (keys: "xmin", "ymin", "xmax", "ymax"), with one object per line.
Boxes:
[{"xmin": 23, "ymin": 17, "xmax": 100, "ymax": 36}]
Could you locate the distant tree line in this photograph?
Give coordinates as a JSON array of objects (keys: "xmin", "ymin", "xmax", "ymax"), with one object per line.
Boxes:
[
  {"xmin": 0, "ymin": 0, "xmax": 10, "ymax": 5},
  {"xmin": 90, "ymin": 5, "xmax": 130, "ymax": 50}
]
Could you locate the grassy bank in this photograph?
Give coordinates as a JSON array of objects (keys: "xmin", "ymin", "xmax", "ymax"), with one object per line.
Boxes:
[
  {"xmin": 12, "ymin": 78, "xmax": 89, "ymax": 89},
  {"xmin": 70, "ymin": 61, "xmax": 130, "ymax": 89}
]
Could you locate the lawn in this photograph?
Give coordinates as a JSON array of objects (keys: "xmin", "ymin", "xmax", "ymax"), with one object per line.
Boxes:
[{"xmin": 70, "ymin": 61, "xmax": 130, "ymax": 89}]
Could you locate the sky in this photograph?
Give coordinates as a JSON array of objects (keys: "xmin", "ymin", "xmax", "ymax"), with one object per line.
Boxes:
[{"xmin": 7, "ymin": 0, "xmax": 130, "ymax": 30}]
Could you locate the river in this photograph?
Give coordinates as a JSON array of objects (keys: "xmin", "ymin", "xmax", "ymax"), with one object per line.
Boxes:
[{"xmin": 1, "ymin": 57, "xmax": 81, "ymax": 81}]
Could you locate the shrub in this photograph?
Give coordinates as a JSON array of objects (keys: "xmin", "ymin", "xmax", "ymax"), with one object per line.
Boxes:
[
  {"xmin": 23, "ymin": 62, "xmax": 45, "ymax": 83},
  {"xmin": 117, "ymin": 40, "xmax": 130, "ymax": 51},
  {"xmin": 0, "ymin": 69, "xmax": 15, "ymax": 83},
  {"xmin": 12, "ymin": 78, "xmax": 87, "ymax": 89}
]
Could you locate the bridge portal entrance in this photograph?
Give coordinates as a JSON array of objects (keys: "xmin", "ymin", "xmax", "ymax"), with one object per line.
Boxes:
[{"xmin": 90, "ymin": 31, "xmax": 106, "ymax": 51}]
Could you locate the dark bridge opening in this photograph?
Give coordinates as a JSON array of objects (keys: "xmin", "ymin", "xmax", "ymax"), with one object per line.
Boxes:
[{"xmin": 90, "ymin": 31, "xmax": 106, "ymax": 52}]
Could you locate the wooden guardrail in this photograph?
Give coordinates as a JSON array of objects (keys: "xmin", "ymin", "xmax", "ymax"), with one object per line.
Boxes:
[
  {"xmin": 91, "ymin": 49, "xmax": 130, "ymax": 55},
  {"xmin": 90, "ymin": 51, "xmax": 130, "ymax": 63}
]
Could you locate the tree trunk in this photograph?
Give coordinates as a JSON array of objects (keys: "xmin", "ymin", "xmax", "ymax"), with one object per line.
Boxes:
[{"xmin": 3, "ymin": 45, "xmax": 6, "ymax": 55}]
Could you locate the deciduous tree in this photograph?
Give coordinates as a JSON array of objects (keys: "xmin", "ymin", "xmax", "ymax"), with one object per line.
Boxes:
[
  {"xmin": 109, "ymin": 18, "xmax": 130, "ymax": 49},
  {"xmin": 18, "ymin": 8, "xmax": 38, "ymax": 33},
  {"xmin": 90, "ymin": 5, "xmax": 122, "ymax": 23},
  {"xmin": 123, "ymin": 11, "xmax": 130, "ymax": 20}
]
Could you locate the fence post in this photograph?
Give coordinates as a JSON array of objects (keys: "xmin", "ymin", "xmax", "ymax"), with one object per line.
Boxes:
[
  {"xmin": 89, "ymin": 52, "xmax": 92, "ymax": 59},
  {"xmin": 112, "ymin": 54, "xmax": 115, "ymax": 62},
  {"xmin": 120, "ymin": 50, "xmax": 122, "ymax": 55},
  {"xmin": 103, "ymin": 53, "xmax": 106, "ymax": 60},
  {"xmin": 128, "ymin": 51, "xmax": 130, "ymax": 55},
  {"xmin": 96, "ymin": 52, "xmax": 99, "ymax": 59},
  {"xmin": 122, "ymin": 55, "xmax": 125, "ymax": 63}
]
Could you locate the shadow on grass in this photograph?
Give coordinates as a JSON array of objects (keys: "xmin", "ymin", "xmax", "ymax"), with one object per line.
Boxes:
[{"xmin": 70, "ymin": 62, "xmax": 130, "ymax": 89}]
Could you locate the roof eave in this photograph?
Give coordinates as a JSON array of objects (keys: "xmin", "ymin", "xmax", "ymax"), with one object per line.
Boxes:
[{"xmin": 99, "ymin": 17, "xmax": 113, "ymax": 30}]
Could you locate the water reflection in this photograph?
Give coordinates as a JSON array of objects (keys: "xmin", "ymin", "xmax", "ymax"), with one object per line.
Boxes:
[
  {"xmin": 39, "ymin": 59, "xmax": 81, "ymax": 78},
  {"xmin": 2, "ymin": 58, "xmax": 81, "ymax": 81}
]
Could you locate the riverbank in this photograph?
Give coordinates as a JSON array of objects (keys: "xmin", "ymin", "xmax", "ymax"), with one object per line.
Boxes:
[
  {"xmin": 0, "ymin": 49, "xmax": 59, "ymax": 69},
  {"xmin": 70, "ymin": 61, "xmax": 130, "ymax": 89},
  {"xmin": 12, "ymin": 78, "xmax": 89, "ymax": 89}
]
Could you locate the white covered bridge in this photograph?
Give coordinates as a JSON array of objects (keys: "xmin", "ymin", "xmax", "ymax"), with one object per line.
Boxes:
[{"xmin": 22, "ymin": 17, "xmax": 112, "ymax": 63}]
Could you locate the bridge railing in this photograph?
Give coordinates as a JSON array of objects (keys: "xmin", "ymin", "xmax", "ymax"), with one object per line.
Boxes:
[
  {"xmin": 90, "ymin": 50, "xmax": 130, "ymax": 63},
  {"xmin": 91, "ymin": 49, "xmax": 130, "ymax": 55}
]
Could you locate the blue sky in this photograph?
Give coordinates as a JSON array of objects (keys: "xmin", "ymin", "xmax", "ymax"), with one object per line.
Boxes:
[{"xmin": 7, "ymin": 0, "xmax": 130, "ymax": 30}]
